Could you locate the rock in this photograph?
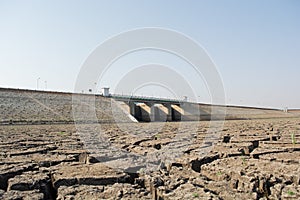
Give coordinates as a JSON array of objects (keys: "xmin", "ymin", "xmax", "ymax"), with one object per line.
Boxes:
[
  {"xmin": 7, "ymin": 170, "xmax": 53, "ymax": 199},
  {"xmin": 57, "ymin": 184, "xmax": 151, "ymax": 200},
  {"xmin": 163, "ymin": 183, "xmax": 219, "ymax": 200},
  {"xmin": 51, "ymin": 162, "xmax": 129, "ymax": 189},
  {"xmin": 0, "ymin": 153, "xmax": 77, "ymax": 167},
  {"xmin": 0, "ymin": 163, "xmax": 37, "ymax": 190},
  {"xmin": 0, "ymin": 189, "xmax": 44, "ymax": 200}
]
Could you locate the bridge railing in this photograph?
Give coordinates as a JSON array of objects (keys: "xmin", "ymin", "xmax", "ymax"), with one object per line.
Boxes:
[{"xmin": 109, "ymin": 93, "xmax": 188, "ymax": 103}]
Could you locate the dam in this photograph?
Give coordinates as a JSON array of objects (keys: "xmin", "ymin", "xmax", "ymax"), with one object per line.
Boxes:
[
  {"xmin": 0, "ymin": 87, "xmax": 296, "ymax": 125},
  {"xmin": 109, "ymin": 94, "xmax": 211, "ymax": 122}
]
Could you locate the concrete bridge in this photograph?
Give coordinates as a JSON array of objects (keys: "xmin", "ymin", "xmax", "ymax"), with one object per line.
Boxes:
[
  {"xmin": 109, "ymin": 94, "xmax": 212, "ymax": 122},
  {"xmin": 108, "ymin": 93, "xmax": 289, "ymax": 123}
]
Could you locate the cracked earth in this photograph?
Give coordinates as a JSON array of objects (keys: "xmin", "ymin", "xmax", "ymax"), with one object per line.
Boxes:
[{"xmin": 1, "ymin": 118, "xmax": 300, "ymax": 199}]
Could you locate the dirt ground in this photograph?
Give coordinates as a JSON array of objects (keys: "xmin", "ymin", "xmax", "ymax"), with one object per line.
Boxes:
[{"xmin": 0, "ymin": 117, "xmax": 300, "ymax": 200}]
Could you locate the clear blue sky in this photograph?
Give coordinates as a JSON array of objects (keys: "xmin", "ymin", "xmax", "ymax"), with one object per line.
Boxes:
[{"xmin": 0, "ymin": 0, "xmax": 299, "ymax": 108}]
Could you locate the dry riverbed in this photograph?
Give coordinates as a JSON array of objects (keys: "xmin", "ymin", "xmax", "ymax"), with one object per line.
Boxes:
[{"xmin": 0, "ymin": 118, "xmax": 300, "ymax": 199}]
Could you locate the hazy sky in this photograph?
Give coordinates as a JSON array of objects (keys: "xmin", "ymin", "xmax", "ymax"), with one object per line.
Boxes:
[{"xmin": 0, "ymin": 0, "xmax": 299, "ymax": 108}]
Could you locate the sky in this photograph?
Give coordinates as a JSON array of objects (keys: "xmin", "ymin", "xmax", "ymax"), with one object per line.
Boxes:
[{"xmin": 0, "ymin": 0, "xmax": 299, "ymax": 109}]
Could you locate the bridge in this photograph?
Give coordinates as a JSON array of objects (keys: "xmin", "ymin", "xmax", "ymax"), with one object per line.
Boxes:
[
  {"xmin": 103, "ymin": 93, "xmax": 289, "ymax": 122},
  {"xmin": 105, "ymin": 94, "xmax": 212, "ymax": 122}
]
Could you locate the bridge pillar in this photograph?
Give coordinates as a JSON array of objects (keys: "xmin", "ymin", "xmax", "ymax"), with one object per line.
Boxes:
[
  {"xmin": 171, "ymin": 104, "xmax": 183, "ymax": 121},
  {"xmin": 152, "ymin": 103, "xmax": 168, "ymax": 122},
  {"xmin": 165, "ymin": 103, "xmax": 172, "ymax": 121},
  {"xmin": 129, "ymin": 101, "xmax": 136, "ymax": 116},
  {"xmin": 136, "ymin": 103, "xmax": 151, "ymax": 122}
]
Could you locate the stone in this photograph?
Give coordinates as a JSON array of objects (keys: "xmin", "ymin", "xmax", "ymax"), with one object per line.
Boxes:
[
  {"xmin": 51, "ymin": 162, "xmax": 129, "ymax": 189},
  {"xmin": 7, "ymin": 171, "xmax": 53, "ymax": 199},
  {"xmin": 0, "ymin": 190, "xmax": 44, "ymax": 200}
]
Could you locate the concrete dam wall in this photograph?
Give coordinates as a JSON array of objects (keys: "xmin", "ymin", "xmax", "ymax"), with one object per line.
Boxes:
[
  {"xmin": 0, "ymin": 88, "xmax": 297, "ymax": 125},
  {"xmin": 0, "ymin": 88, "xmax": 133, "ymax": 125}
]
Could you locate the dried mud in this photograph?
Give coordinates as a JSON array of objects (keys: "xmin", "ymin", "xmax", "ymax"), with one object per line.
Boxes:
[{"xmin": 0, "ymin": 118, "xmax": 300, "ymax": 199}]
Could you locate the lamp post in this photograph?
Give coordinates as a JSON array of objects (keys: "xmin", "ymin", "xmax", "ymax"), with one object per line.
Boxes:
[{"xmin": 37, "ymin": 77, "xmax": 40, "ymax": 90}]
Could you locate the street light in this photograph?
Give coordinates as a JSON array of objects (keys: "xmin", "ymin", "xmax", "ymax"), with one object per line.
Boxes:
[{"xmin": 37, "ymin": 77, "xmax": 40, "ymax": 90}]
